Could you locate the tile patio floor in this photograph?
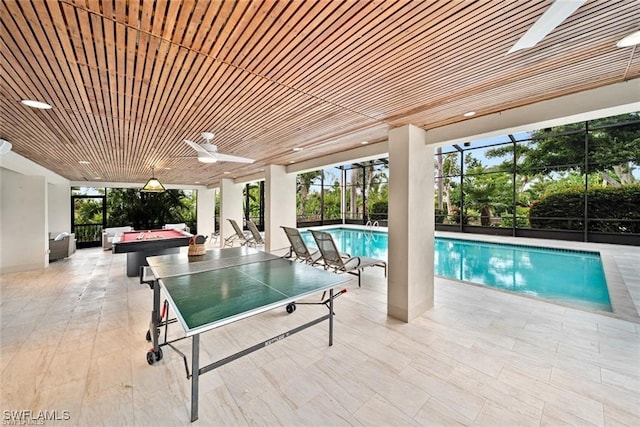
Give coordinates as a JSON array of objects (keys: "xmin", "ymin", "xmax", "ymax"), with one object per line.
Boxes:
[{"xmin": 1, "ymin": 238, "xmax": 639, "ymax": 426}]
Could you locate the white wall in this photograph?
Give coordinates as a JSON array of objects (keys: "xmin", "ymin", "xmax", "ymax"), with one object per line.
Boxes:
[
  {"xmin": 0, "ymin": 169, "xmax": 48, "ymax": 273},
  {"xmin": 48, "ymin": 182, "xmax": 71, "ymax": 234}
]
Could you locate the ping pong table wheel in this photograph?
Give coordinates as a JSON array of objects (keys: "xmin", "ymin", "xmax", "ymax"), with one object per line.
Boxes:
[
  {"xmin": 286, "ymin": 303, "xmax": 296, "ymax": 314},
  {"xmin": 146, "ymin": 348, "xmax": 163, "ymax": 365}
]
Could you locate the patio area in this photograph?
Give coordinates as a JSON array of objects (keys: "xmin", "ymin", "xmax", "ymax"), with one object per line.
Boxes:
[{"xmin": 1, "ymin": 241, "xmax": 639, "ymax": 425}]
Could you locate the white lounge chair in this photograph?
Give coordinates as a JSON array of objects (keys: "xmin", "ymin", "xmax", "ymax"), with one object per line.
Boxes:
[
  {"xmin": 281, "ymin": 226, "xmax": 323, "ymax": 265},
  {"xmin": 246, "ymin": 219, "xmax": 265, "ymax": 246},
  {"xmin": 224, "ymin": 219, "xmax": 256, "ymax": 247},
  {"xmin": 310, "ymin": 229, "xmax": 386, "ymax": 287}
]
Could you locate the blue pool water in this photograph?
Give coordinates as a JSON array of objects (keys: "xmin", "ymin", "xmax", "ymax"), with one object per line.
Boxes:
[{"xmin": 301, "ymin": 228, "xmax": 611, "ymax": 312}]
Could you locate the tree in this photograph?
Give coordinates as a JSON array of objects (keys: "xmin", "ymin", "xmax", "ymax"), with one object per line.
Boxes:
[
  {"xmin": 520, "ymin": 114, "xmax": 640, "ymax": 186},
  {"xmin": 435, "ymin": 151, "xmax": 462, "ymax": 219},
  {"xmin": 297, "ymin": 171, "xmax": 322, "ymax": 218},
  {"xmin": 463, "ymin": 157, "xmax": 512, "ymax": 226},
  {"xmin": 106, "ymin": 189, "xmax": 195, "ymax": 230}
]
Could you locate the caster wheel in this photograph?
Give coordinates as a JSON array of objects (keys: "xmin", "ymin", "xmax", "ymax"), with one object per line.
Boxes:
[
  {"xmin": 286, "ymin": 303, "xmax": 296, "ymax": 314},
  {"xmin": 146, "ymin": 348, "xmax": 163, "ymax": 365}
]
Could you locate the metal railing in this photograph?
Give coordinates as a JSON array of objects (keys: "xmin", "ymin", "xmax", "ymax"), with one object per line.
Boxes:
[{"xmin": 73, "ymin": 223, "xmax": 103, "ymax": 247}]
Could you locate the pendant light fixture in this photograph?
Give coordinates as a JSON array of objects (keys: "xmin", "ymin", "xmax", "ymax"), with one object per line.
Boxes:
[{"xmin": 141, "ymin": 166, "xmax": 166, "ymax": 192}]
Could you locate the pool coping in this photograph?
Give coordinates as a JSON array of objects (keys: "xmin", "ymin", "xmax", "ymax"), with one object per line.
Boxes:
[{"xmin": 305, "ymin": 225, "xmax": 640, "ymax": 324}]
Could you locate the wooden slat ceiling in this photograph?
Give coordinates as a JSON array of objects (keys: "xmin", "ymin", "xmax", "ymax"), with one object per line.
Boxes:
[{"xmin": 1, "ymin": 0, "xmax": 638, "ymax": 186}]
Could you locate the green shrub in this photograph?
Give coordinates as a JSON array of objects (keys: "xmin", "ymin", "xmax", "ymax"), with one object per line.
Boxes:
[
  {"xmin": 530, "ymin": 185, "xmax": 640, "ymax": 233},
  {"xmin": 434, "ymin": 208, "xmax": 446, "ymax": 224},
  {"xmin": 500, "ymin": 206, "xmax": 530, "ymax": 228},
  {"xmin": 370, "ymin": 200, "xmax": 388, "ymax": 220}
]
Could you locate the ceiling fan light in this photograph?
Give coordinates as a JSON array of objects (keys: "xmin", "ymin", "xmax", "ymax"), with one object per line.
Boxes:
[
  {"xmin": 198, "ymin": 154, "xmax": 217, "ymax": 163},
  {"xmin": 201, "ymin": 132, "xmax": 215, "ymax": 140},
  {"xmin": 617, "ymin": 30, "xmax": 640, "ymax": 48},
  {"xmin": 0, "ymin": 139, "xmax": 12, "ymax": 155}
]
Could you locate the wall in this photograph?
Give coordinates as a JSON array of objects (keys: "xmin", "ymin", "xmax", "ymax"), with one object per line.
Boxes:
[
  {"xmin": 0, "ymin": 168, "xmax": 48, "ymax": 273},
  {"xmin": 48, "ymin": 182, "xmax": 71, "ymax": 234}
]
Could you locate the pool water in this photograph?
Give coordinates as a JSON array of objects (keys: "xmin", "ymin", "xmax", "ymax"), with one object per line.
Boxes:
[{"xmin": 302, "ymin": 228, "xmax": 611, "ymax": 312}]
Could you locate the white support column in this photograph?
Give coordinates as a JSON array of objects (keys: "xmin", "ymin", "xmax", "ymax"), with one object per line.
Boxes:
[
  {"xmin": 47, "ymin": 182, "xmax": 71, "ymax": 233},
  {"xmin": 219, "ymin": 179, "xmax": 244, "ymax": 245},
  {"xmin": 264, "ymin": 165, "xmax": 296, "ymax": 253},
  {"xmin": 0, "ymin": 169, "xmax": 48, "ymax": 273},
  {"xmin": 387, "ymin": 124, "xmax": 435, "ymax": 322},
  {"xmin": 196, "ymin": 188, "xmax": 215, "ymax": 238}
]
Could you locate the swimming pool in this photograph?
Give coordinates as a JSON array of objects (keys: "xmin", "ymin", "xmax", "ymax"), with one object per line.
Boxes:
[{"xmin": 301, "ymin": 227, "xmax": 611, "ymax": 312}]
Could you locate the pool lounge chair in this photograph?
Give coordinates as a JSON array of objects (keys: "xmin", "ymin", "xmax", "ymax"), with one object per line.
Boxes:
[
  {"xmin": 310, "ymin": 229, "xmax": 387, "ymax": 287},
  {"xmin": 246, "ymin": 219, "xmax": 265, "ymax": 246},
  {"xmin": 281, "ymin": 226, "xmax": 323, "ymax": 265},
  {"xmin": 224, "ymin": 219, "xmax": 256, "ymax": 247}
]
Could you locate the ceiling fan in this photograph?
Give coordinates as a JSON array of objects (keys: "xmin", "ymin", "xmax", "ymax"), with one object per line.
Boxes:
[
  {"xmin": 184, "ymin": 132, "xmax": 255, "ymax": 164},
  {"xmin": 508, "ymin": 0, "xmax": 586, "ymax": 54}
]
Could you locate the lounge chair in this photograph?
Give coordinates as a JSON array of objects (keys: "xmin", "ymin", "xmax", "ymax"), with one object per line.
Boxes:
[
  {"xmin": 246, "ymin": 219, "xmax": 265, "ymax": 246},
  {"xmin": 281, "ymin": 226, "xmax": 323, "ymax": 265},
  {"xmin": 224, "ymin": 219, "xmax": 256, "ymax": 247},
  {"xmin": 310, "ymin": 229, "xmax": 386, "ymax": 287}
]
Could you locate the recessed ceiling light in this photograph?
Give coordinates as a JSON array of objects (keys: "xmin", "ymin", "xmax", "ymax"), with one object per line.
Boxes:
[
  {"xmin": 20, "ymin": 99, "xmax": 52, "ymax": 109},
  {"xmin": 289, "ymin": 160, "xmax": 295, "ymax": 164},
  {"xmin": 94, "ymin": 176, "xmax": 101, "ymax": 179},
  {"xmin": 361, "ymin": 141, "xmax": 369, "ymax": 145},
  {"xmin": 292, "ymin": 147, "xmax": 303, "ymax": 152},
  {"xmin": 164, "ymin": 167, "xmax": 171, "ymax": 170},
  {"xmin": 223, "ymin": 171, "xmax": 231, "ymax": 174},
  {"xmin": 617, "ymin": 30, "xmax": 640, "ymax": 48},
  {"xmin": 195, "ymin": 181, "xmax": 200, "ymax": 184},
  {"xmin": 463, "ymin": 111, "xmax": 476, "ymax": 117},
  {"xmin": 79, "ymin": 160, "xmax": 90, "ymax": 164}
]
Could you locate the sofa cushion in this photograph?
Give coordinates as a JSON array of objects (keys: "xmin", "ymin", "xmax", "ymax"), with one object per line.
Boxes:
[
  {"xmin": 54, "ymin": 232, "xmax": 70, "ymax": 241},
  {"xmin": 104, "ymin": 226, "xmax": 133, "ymax": 234}
]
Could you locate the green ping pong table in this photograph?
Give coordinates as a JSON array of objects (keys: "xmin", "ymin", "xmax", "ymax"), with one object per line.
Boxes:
[{"xmin": 142, "ymin": 246, "xmax": 349, "ymax": 422}]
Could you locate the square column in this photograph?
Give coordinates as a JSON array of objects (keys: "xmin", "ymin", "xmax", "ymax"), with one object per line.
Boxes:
[
  {"xmin": 196, "ymin": 188, "xmax": 216, "ymax": 238},
  {"xmin": 0, "ymin": 169, "xmax": 48, "ymax": 273},
  {"xmin": 219, "ymin": 178, "xmax": 244, "ymax": 244},
  {"xmin": 264, "ymin": 165, "xmax": 296, "ymax": 253},
  {"xmin": 387, "ymin": 124, "xmax": 435, "ymax": 322}
]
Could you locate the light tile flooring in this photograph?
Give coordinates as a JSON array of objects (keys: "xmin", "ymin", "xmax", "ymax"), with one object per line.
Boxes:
[{"xmin": 1, "ymin": 240, "xmax": 639, "ymax": 426}]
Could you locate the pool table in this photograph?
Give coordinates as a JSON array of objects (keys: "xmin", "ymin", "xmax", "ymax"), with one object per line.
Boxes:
[{"xmin": 112, "ymin": 229, "xmax": 193, "ymax": 276}]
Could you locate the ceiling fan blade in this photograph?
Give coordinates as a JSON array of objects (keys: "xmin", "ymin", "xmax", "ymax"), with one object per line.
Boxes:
[
  {"xmin": 508, "ymin": 0, "xmax": 586, "ymax": 54},
  {"xmin": 215, "ymin": 153, "xmax": 255, "ymax": 163},
  {"xmin": 185, "ymin": 139, "xmax": 212, "ymax": 156}
]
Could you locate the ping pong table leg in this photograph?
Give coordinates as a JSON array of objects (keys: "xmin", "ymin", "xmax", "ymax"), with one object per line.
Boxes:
[
  {"xmin": 329, "ymin": 288, "xmax": 334, "ymax": 346},
  {"xmin": 146, "ymin": 279, "xmax": 164, "ymax": 365},
  {"xmin": 191, "ymin": 334, "xmax": 200, "ymax": 422},
  {"xmin": 151, "ymin": 279, "xmax": 161, "ymax": 350}
]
